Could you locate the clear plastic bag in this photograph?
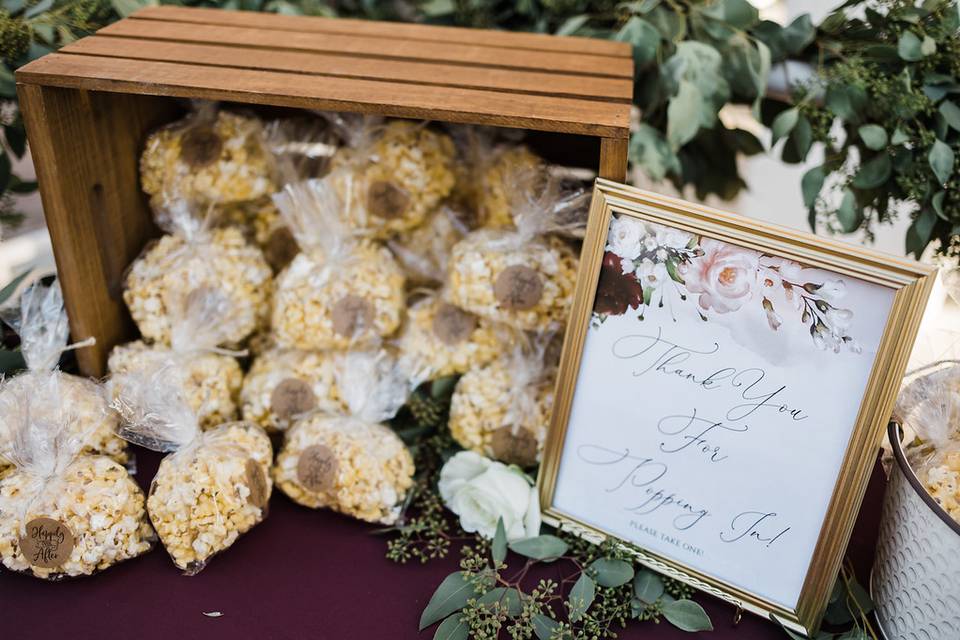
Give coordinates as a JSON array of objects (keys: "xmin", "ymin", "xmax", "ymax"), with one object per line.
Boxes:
[
  {"xmin": 448, "ymin": 332, "xmax": 560, "ymax": 468},
  {"xmin": 273, "ymin": 348, "xmax": 416, "ymax": 525},
  {"xmin": 445, "ymin": 166, "xmax": 585, "ymax": 331},
  {"xmin": 388, "ymin": 205, "xmax": 471, "ymax": 288},
  {"xmin": 0, "ymin": 280, "xmax": 126, "ymax": 471},
  {"xmin": 109, "ymin": 364, "xmax": 273, "ymax": 574},
  {"xmin": 270, "ymin": 176, "xmax": 406, "ymax": 350},
  {"xmin": 108, "ymin": 287, "xmax": 245, "ymax": 430},
  {"xmin": 326, "ymin": 115, "xmax": 456, "ymax": 238},
  {"xmin": 0, "ymin": 373, "xmax": 154, "ymax": 580}
]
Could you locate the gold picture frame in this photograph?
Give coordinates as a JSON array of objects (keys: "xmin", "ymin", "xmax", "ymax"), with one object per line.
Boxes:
[{"xmin": 538, "ymin": 179, "xmax": 936, "ymax": 637}]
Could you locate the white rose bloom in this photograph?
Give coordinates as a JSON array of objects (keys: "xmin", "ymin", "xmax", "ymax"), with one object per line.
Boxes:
[
  {"xmin": 438, "ymin": 451, "xmax": 541, "ymax": 541},
  {"xmin": 606, "ymin": 215, "xmax": 644, "ymax": 260},
  {"xmin": 653, "ymin": 224, "xmax": 692, "ymax": 250},
  {"xmin": 638, "ymin": 259, "xmax": 667, "ymax": 289},
  {"xmin": 642, "ymin": 235, "xmax": 658, "ymax": 252}
]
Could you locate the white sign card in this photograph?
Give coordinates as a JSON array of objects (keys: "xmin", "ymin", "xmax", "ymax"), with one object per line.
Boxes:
[{"xmin": 540, "ymin": 181, "xmax": 934, "ymax": 636}]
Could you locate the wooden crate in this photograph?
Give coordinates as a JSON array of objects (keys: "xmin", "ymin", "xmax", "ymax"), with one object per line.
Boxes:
[{"xmin": 15, "ymin": 6, "xmax": 633, "ymax": 377}]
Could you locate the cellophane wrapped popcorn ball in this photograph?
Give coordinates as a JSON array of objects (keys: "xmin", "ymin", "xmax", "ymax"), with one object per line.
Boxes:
[
  {"xmin": 271, "ymin": 177, "xmax": 405, "ymax": 350},
  {"xmin": 108, "ymin": 288, "xmax": 244, "ymax": 430},
  {"xmin": 898, "ymin": 365, "xmax": 960, "ymax": 524},
  {"xmin": 214, "ymin": 198, "xmax": 300, "ymax": 273},
  {"xmin": 449, "ymin": 337, "xmax": 558, "ymax": 468},
  {"xmin": 328, "ymin": 117, "xmax": 456, "ymax": 237},
  {"xmin": 273, "ymin": 349, "xmax": 415, "ymax": 525},
  {"xmin": 0, "ymin": 281, "xmax": 126, "ymax": 472},
  {"xmin": 445, "ymin": 170, "xmax": 583, "ymax": 332},
  {"xmin": 123, "ymin": 200, "xmax": 273, "ymax": 345},
  {"xmin": 0, "ymin": 376, "xmax": 154, "ymax": 580},
  {"xmin": 396, "ymin": 292, "xmax": 503, "ymax": 380},
  {"xmin": 241, "ymin": 348, "xmax": 346, "ymax": 435},
  {"xmin": 388, "ymin": 206, "xmax": 470, "ymax": 288},
  {"xmin": 140, "ymin": 103, "xmax": 274, "ymax": 210},
  {"xmin": 476, "ymin": 147, "xmax": 546, "ymax": 229},
  {"xmin": 110, "ymin": 367, "xmax": 273, "ymax": 574}
]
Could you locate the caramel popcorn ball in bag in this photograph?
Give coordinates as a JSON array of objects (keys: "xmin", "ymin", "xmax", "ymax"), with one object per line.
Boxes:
[
  {"xmin": 0, "ymin": 376, "xmax": 154, "ymax": 580},
  {"xmin": 140, "ymin": 103, "xmax": 274, "ymax": 209},
  {"xmin": 108, "ymin": 288, "xmax": 245, "ymax": 430},
  {"xmin": 328, "ymin": 117, "xmax": 456, "ymax": 237},
  {"xmin": 214, "ymin": 198, "xmax": 300, "ymax": 273},
  {"xmin": 241, "ymin": 348, "xmax": 346, "ymax": 435},
  {"xmin": 123, "ymin": 202, "xmax": 273, "ymax": 345},
  {"xmin": 273, "ymin": 349, "xmax": 415, "ymax": 525},
  {"xmin": 0, "ymin": 281, "xmax": 126, "ymax": 472},
  {"xmin": 110, "ymin": 367, "xmax": 272, "ymax": 574},
  {"xmin": 271, "ymin": 177, "xmax": 405, "ymax": 350},
  {"xmin": 449, "ymin": 338, "xmax": 557, "ymax": 467}
]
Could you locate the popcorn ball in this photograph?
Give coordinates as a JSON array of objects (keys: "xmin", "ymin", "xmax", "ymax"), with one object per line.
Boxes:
[
  {"xmin": 215, "ymin": 198, "xmax": 300, "ymax": 273},
  {"xmin": 273, "ymin": 349, "xmax": 414, "ymax": 524},
  {"xmin": 329, "ymin": 118, "xmax": 456, "ymax": 237},
  {"xmin": 111, "ymin": 368, "xmax": 272, "ymax": 574},
  {"xmin": 396, "ymin": 294, "xmax": 502, "ymax": 379},
  {"xmin": 0, "ymin": 378, "xmax": 153, "ymax": 580},
  {"xmin": 0, "ymin": 281, "xmax": 125, "ymax": 471},
  {"xmin": 475, "ymin": 146, "xmax": 545, "ymax": 229},
  {"xmin": 241, "ymin": 348, "xmax": 346, "ymax": 434},
  {"xmin": 271, "ymin": 179, "xmax": 405, "ymax": 350},
  {"xmin": 124, "ymin": 225, "xmax": 273, "ymax": 345},
  {"xmin": 140, "ymin": 105, "xmax": 274, "ymax": 209},
  {"xmin": 389, "ymin": 206, "xmax": 469, "ymax": 287},
  {"xmin": 449, "ymin": 341, "xmax": 557, "ymax": 467},
  {"xmin": 925, "ymin": 449, "xmax": 960, "ymax": 523}
]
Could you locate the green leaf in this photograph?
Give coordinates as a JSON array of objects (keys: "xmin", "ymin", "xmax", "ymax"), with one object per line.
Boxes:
[
  {"xmin": 702, "ymin": 0, "xmax": 758, "ymax": 29},
  {"xmin": 110, "ymin": 0, "xmax": 156, "ymax": 18},
  {"xmin": 837, "ymin": 630, "xmax": 871, "ymax": 640},
  {"xmin": 615, "ymin": 16, "xmax": 660, "ymax": 65},
  {"xmin": 848, "ymin": 577, "xmax": 874, "ymax": 615},
  {"xmin": 836, "ymin": 188, "xmax": 861, "ymax": 233},
  {"xmin": 0, "ymin": 269, "xmax": 32, "ymax": 307},
  {"xmin": 826, "ymin": 85, "xmax": 867, "ymax": 121},
  {"xmin": 780, "ymin": 14, "xmax": 815, "ymax": 55},
  {"xmin": 771, "ymin": 107, "xmax": 799, "ymax": 144},
  {"xmin": 929, "ymin": 139, "xmax": 955, "ymax": 185},
  {"xmin": 587, "ymin": 558, "xmax": 634, "ymax": 588},
  {"xmin": 772, "ymin": 614, "xmax": 808, "ymax": 640},
  {"xmin": 858, "ymin": 124, "xmax": 887, "ymax": 150},
  {"xmin": 667, "ymin": 81, "xmax": 702, "ymax": 149},
  {"xmin": 790, "ymin": 116, "xmax": 812, "ymax": 159},
  {"xmin": 532, "ymin": 615, "xmax": 560, "ymax": 640},
  {"xmin": 898, "ymin": 31, "xmax": 924, "ymax": 61},
  {"xmin": 24, "ymin": 0, "xmax": 51, "ymax": 18},
  {"xmin": 508, "ymin": 535, "xmax": 568, "ymax": 561},
  {"xmin": 420, "ymin": 572, "xmax": 474, "ymax": 630},
  {"xmin": 662, "ymin": 599, "xmax": 713, "ymax": 632},
  {"xmin": 633, "ymin": 569, "xmax": 664, "ymax": 604},
  {"xmin": 852, "ymin": 153, "xmax": 891, "ymax": 189},
  {"xmin": 556, "ymin": 14, "xmax": 589, "ymax": 36},
  {"xmin": 0, "ymin": 152, "xmax": 10, "ymax": 191},
  {"xmin": 801, "ymin": 165, "xmax": 825, "ymax": 210},
  {"xmin": 921, "ymin": 35, "xmax": 937, "ymax": 56},
  {"xmin": 932, "ymin": 190, "xmax": 947, "ymax": 220},
  {"xmin": 891, "ymin": 126, "xmax": 910, "ymax": 145},
  {"xmin": 433, "ymin": 613, "xmax": 468, "ymax": 640},
  {"xmin": 478, "ymin": 588, "xmax": 522, "ymax": 617},
  {"xmin": 939, "ymin": 101, "xmax": 960, "ymax": 132},
  {"xmin": 647, "ymin": 5, "xmax": 686, "ymax": 41},
  {"xmin": 430, "ymin": 375, "xmax": 457, "ymax": 400},
  {"xmin": 492, "ymin": 518, "xmax": 507, "ymax": 566},
  {"xmin": 630, "ymin": 124, "xmax": 680, "ymax": 181},
  {"xmin": 568, "ymin": 573, "xmax": 595, "ymax": 622},
  {"xmin": 906, "ymin": 207, "xmax": 937, "ymax": 258},
  {"xmin": 4, "ymin": 123, "xmax": 26, "ymax": 159}
]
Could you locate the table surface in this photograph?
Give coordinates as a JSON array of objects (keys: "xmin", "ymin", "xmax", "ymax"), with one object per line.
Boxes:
[{"xmin": 1, "ymin": 451, "xmax": 887, "ymax": 640}]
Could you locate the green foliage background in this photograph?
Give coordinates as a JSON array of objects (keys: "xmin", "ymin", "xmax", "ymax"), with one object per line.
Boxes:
[{"xmin": 0, "ymin": 0, "xmax": 957, "ymax": 260}]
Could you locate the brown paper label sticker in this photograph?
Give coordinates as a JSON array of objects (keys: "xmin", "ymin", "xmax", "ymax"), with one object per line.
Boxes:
[
  {"xmin": 272, "ymin": 377, "xmax": 317, "ymax": 421},
  {"xmin": 332, "ymin": 295, "xmax": 374, "ymax": 337},
  {"xmin": 19, "ymin": 517, "xmax": 75, "ymax": 569},
  {"xmin": 264, "ymin": 226, "xmax": 299, "ymax": 273},
  {"xmin": 367, "ymin": 181, "xmax": 410, "ymax": 220},
  {"xmin": 297, "ymin": 444, "xmax": 338, "ymax": 492},
  {"xmin": 180, "ymin": 126, "xmax": 223, "ymax": 168},
  {"xmin": 490, "ymin": 427, "xmax": 539, "ymax": 468},
  {"xmin": 432, "ymin": 303, "xmax": 477, "ymax": 346},
  {"xmin": 245, "ymin": 458, "xmax": 269, "ymax": 508},
  {"xmin": 494, "ymin": 265, "xmax": 543, "ymax": 310}
]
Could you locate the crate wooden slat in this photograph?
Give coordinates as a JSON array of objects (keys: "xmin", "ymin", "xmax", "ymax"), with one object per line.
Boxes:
[{"xmin": 15, "ymin": 7, "xmax": 633, "ymax": 377}]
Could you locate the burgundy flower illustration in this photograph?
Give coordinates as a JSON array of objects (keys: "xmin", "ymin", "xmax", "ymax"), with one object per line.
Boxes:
[{"xmin": 594, "ymin": 251, "xmax": 643, "ymax": 316}]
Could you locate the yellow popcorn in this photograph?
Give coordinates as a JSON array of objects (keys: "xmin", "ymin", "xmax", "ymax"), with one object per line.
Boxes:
[
  {"xmin": 273, "ymin": 349, "xmax": 414, "ymax": 524},
  {"xmin": 270, "ymin": 179, "xmax": 405, "ymax": 350},
  {"xmin": 396, "ymin": 295, "xmax": 502, "ymax": 379},
  {"xmin": 475, "ymin": 146, "xmax": 545, "ymax": 229},
  {"xmin": 111, "ymin": 368, "xmax": 272, "ymax": 574},
  {"xmin": 329, "ymin": 119, "xmax": 456, "ymax": 238},
  {"xmin": 124, "ymin": 226, "xmax": 273, "ymax": 346},
  {"xmin": 215, "ymin": 197, "xmax": 300, "ymax": 273},
  {"xmin": 925, "ymin": 450, "xmax": 960, "ymax": 523},
  {"xmin": 140, "ymin": 106, "xmax": 274, "ymax": 209},
  {"xmin": 449, "ymin": 342, "xmax": 557, "ymax": 467},
  {"xmin": 241, "ymin": 348, "xmax": 346, "ymax": 435}
]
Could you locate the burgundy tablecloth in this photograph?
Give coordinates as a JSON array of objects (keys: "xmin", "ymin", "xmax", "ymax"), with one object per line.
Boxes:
[{"xmin": 1, "ymin": 452, "xmax": 886, "ymax": 639}]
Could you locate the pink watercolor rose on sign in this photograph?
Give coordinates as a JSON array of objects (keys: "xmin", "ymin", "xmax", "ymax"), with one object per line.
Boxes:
[{"xmin": 685, "ymin": 239, "xmax": 760, "ymax": 313}]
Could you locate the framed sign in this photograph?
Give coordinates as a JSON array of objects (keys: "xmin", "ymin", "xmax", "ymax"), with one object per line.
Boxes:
[{"xmin": 539, "ymin": 179, "xmax": 935, "ymax": 636}]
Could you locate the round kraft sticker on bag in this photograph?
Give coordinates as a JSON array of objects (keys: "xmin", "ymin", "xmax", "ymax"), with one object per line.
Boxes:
[
  {"xmin": 271, "ymin": 378, "xmax": 317, "ymax": 421},
  {"xmin": 297, "ymin": 444, "xmax": 339, "ymax": 493},
  {"xmin": 245, "ymin": 459, "xmax": 269, "ymax": 508},
  {"xmin": 264, "ymin": 226, "xmax": 299, "ymax": 273},
  {"xmin": 332, "ymin": 295, "xmax": 374, "ymax": 337},
  {"xmin": 180, "ymin": 126, "xmax": 223, "ymax": 168},
  {"xmin": 367, "ymin": 180, "xmax": 411, "ymax": 220},
  {"xmin": 19, "ymin": 517, "xmax": 76, "ymax": 569},
  {"xmin": 494, "ymin": 265, "xmax": 543, "ymax": 310},
  {"xmin": 432, "ymin": 303, "xmax": 477, "ymax": 346},
  {"xmin": 490, "ymin": 426, "xmax": 539, "ymax": 468}
]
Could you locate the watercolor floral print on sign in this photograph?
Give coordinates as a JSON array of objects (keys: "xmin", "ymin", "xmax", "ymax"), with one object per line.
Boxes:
[{"xmin": 593, "ymin": 214, "xmax": 860, "ymax": 355}]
